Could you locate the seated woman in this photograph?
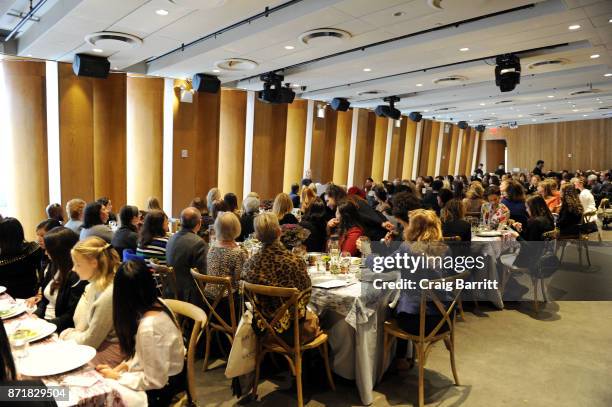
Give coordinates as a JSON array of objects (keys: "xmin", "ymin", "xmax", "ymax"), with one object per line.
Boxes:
[
  {"xmin": 0, "ymin": 218, "xmax": 41, "ymax": 299},
  {"xmin": 35, "ymin": 227, "xmax": 88, "ymax": 332},
  {"xmin": 300, "ymin": 187, "xmax": 317, "ymax": 214},
  {"xmin": 111, "ymin": 205, "xmax": 139, "ymax": 259},
  {"xmin": 238, "ymin": 196, "xmax": 260, "ymax": 242},
  {"xmin": 137, "ymin": 211, "xmax": 169, "ymax": 266},
  {"xmin": 537, "ymin": 178, "xmax": 561, "ymax": 214},
  {"xmin": 35, "ymin": 218, "xmax": 62, "ymax": 282},
  {"xmin": 145, "ymin": 197, "xmax": 162, "ymax": 212},
  {"xmin": 527, "ymin": 175, "xmax": 541, "ymax": 195},
  {"xmin": 462, "ymin": 181, "xmax": 485, "ymax": 214},
  {"xmin": 205, "ymin": 212, "xmax": 247, "ymax": 301},
  {"xmin": 441, "ymin": 199, "xmax": 471, "ymax": 242},
  {"xmin": 80, "ymin": 202, "xmax": 114, "ymax": 243},
  {"xmin": 501, "ymin": 180, "xmax": 529, "ymax": 226},
  {"xmin": 480, "ymin": 185, "xmax": 510, "ymax": 230},
  {"xmin": 241, "ymin": 213, "xmax": 316, "ymax": 342},
  {"xmin": 300, "ymin": 198, "xmax": 328, "ymax": 253},
  {"xmin": 60, "ymin": 237, "xmax": 123, "ymax": 366},
  {"xmin": 272, "ymin": 193, "xmax": 299, "ymax": 225},
  {"xmin": 223, "ymin": 193, "xmax": 241, "ymax": 217},
  {"xmin": 333, "ymin": 200, "xmax": 364, "ymax": 256},
  {"xmin": 557, "ymin": 185, "xmax": 583, "ymax": 237},
  {"xmin": 373, "ymin": 185, "xmax": 391, "ymax": 213},
  {"xmin": 96, "ymin": 261, "xmax": 185, "ymax": 407}
]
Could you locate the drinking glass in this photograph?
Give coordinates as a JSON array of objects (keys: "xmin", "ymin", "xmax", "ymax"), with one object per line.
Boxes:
[
  {"xmin": 208, "ymin": 225, "xmax": 216, "ymax": 246},
  {"xmin": 340, "ymin": 251, "xmax": 351, "ymax": 274},
  {"xmin": 11, "ymin": 338, "xmax": 29, "ymax": 359},
  {"xmin": 328, "ymin": 238, "xmax": 340, "ymax": 259},
  {"xmin": 358, "ymin": 236, "xmax": 371, "ymax": 262}
]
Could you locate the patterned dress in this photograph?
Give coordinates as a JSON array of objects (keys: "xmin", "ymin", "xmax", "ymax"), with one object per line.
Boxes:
[
  {"xmin": 241, "ymin": 241, "xmax": 311, "ymax": 334},
  {"xmin": 205, "ymin": 246, "xmax": 248, "ymax": 299},
  {"xmin": 480, "ymin": 202, "xmax": 510, "ymax": 229}
]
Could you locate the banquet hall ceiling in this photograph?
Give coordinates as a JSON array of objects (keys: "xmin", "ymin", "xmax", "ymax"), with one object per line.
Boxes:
[{"xmin": 0, "ymin": 0, "xmax": 611, "ymax": 127}]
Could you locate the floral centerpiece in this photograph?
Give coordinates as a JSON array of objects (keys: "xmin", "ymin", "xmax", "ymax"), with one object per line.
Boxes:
[{"xmin": 280, "ymin": 223, "xmax": 311, "ymax": 250}]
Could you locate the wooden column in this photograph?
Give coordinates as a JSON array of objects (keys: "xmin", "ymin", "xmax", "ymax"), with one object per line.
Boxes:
[
  {"xmin": 448, "ymin": 126, "xmax": 461, "ymax": 175},
  {"xmin": 426, "ymin": 121, "xmax": 441, "ymax": 176},
  {"xmin": 353, "ymin": 110, "xmax": 375, "ymax": 187},
  {"xmin": 332, "ymin": 109, "xmax": 352, "ymax": 185},
  {"xmin": 283, "ymin": 99, "xmax": 308, "ymax": 192},
  {"xmin": 401, "ymin": 119, "xmax": 417, "ymax": 180},
  {"xmin": 439, "ymin": 124, "xmax": 453, "ymax": 176},
  {"xmin": 464, "ymin": 128, "xmax": 476, "ymax": 176},
  {"xmin": 127, "ymin": 76, "xmax": 164, "ymax": 208},
  {"xmin": 310, "ymin": 106, "xmax": 337, "ymax": 184},
  {"xmin": 218, "ymin": 89, "xmax": 246, "ymax": 201},
  {"xmin": 0, "ymin": 61, "xmax": 49, "ymax": 239},
  {"xmin": 388, "ymin": 118, "xmax": 406, "ymax": 180},
  {"xmin": 371, "ymin": 116, "xmax": 388, "ymax": 182}
]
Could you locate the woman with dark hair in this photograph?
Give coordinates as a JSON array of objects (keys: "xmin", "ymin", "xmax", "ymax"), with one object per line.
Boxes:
[
  {"xmin": 35, "ymin": 227, "xmax": 88, "ymax": 332},
  {"xmin": 34, "ymin": 218, "xmax": 62, "ymax": 284},
  {"xmin": 46, "ymin": 203, "xmax": 65, "ymax": 223},
  {"xmin": 452, "ymin": 180, "xmax": 465, "ymax": 200},
  {"xmin": 211, "ymin": 200, "xmax": 230, "ymax": 221},
  {"xmin": 373, "ymin": 185, "xmax": 390, "ymax": 214},
  {"xmin": 80, "ymin": 202, "xmax": 113, "ymax": 243},
  {"xmin": 557, "ymin": 185, "xmax": 583, "ymax": 237},
  {"xmin": 96, "ymin": 261, "xmax": 185, "ymax": 406},
  {"xmin": 146, "ymin": 197, "xmax": 162, "ymax": 212},
  {"xmin": 223, "ymin": 193, "xmax": 240, "ymax": 216},
  {"xmin": 501, "ymin": 180, "xmax": 529, "ymax": 226},
  {"xmin": 481, "ymin": 185, "xmax": 510, "ymax": 229},
  {"xmin": 440, "ymin": 199, "xmax": 471, "ymax": 242},
  {"xmin": 137, "ymin": 211, "xmax": 169, "ymax": 265},
  {"xmin": 96, "ymin": 197, "xmax": 117, "ymax": 224},
  {"xmin": 112, "ymin": 206, "xmax": 140, "ymax": 258},
  {"xmin": 436, "ymin": 188, "xmax": 454, "ymax": 211},
  {"xmin": 333, "ymin": 200, "xmax": 364, "ymax": 256},
  {"xmin": 0, "ymin": 218, "xmax": 40, "ymax": 298},
  {"xmin": 300, "ymin": 198, "xmax": 328, "ymax": 252}
]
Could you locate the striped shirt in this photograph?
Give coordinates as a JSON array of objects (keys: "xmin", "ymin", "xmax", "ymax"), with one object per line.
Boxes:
[{"xmin": 137, "ymin": 237, "xmax": 169, "ymax": 266}]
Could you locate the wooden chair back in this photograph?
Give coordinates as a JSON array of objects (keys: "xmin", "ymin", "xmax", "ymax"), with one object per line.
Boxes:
[
  {"xmin": 442, "ymin": 236, "xmax": 461, "ymax": 242},
  {"xmin": 241, "ymin": 281, "xmax": 306, "ymax": 355},
  {"xmin": 149, "ymin": 263, "xmax": 177, "ymax": 299},
  {"xmin": 165, "ymin": 299, "xmax": 207, "ymax": 405},
  {"xmin": 190, "ymin": 269, "xmax": 237, "ymax": 335}
]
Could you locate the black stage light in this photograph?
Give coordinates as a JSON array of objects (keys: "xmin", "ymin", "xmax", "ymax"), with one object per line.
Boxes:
[
  {"xmin": 331, "ymin": 97, "xmax": 350, "ymax": 111},
  {"xmin": 457, "ymin": 121, "xmax": 469, "ymax": 130},
  {"xmin": 475, "ymin": 125, "xmax": 486, "ymax": 132},
  {"xmin": 73, "ymin": 53, "xmax": 110, "ymax": 78},
  {"xmin": 408, "ymin": 111, "xmax": 423, "ymax": 122},
  {"xmin": 374, "ymin": 96, "xmax": 401, "ymax": 120},
  {"xmin": 257, "ymin": 72, "xmax": 295, "ymax": 104},
  {"xmin": 495, "ymin": 53, "xmax": 521, "ymax": 92},
  {"xmin": 192, "ymin": 73, "xmax": 220, "ymax": 93}
]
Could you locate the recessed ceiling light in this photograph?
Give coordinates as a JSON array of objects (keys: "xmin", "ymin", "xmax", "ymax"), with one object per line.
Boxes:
[
  {"xmin": 543, "ymin": 106, "xmax": 547, "ymax": 109},
  {"xmin": 572, "ymin": 109, "xmax": 579, "ymax": 112},
  {"xmin": 547, "ymin": 95, "xmax": 555, "ymax": 98},
  {"xmin": 113, "ymin": 66, "xmax": 117, "ymax": 70},
  {"xmin": 27, "ymin": 54, "xmax": 32, "ymax": 57},
  {"xmin": 568, "ymin": 24, "xmax": 581, "ymax": 30},
  {"xmin": 609, "ymin": 18, "xmax": 612, "ymax": 23},
  {"xmin": 363, "ymin": 68, "xmax": 371, "ymax": 72},
  {"xmin": 212, "ymin": 69, "xmax": 220, "ymax": 73},
  {"xmin": 518, "ymin": 114, "xmax": 523, "ymax": 118},
  {"xmin": 605, "ymin": 73, "xmax": 612, "ymax": 77},
  {"xmin": 423, "ymin": 109, "xmax": 429, "ymax": 112},
  {"xmin": 491, "ymin": 112, "xmax": 496, "ymax": 115},
  {"xmin": 156, "ymin": 9, "xmax": 169, "ymax": 16},
  {"xmin": 459, "ymin": 47, "xmax": 469, "ymax": 52},
  {"xmin": 590, "ymin": 54, "xmax": 600, "ymax": 59},
  {"xmin": 598, "ymin": 101, "xmax": 603, "ymax": 104},
  {"xmin": 284, "ymin": 45, "xmax": 295, "ymax": 50},
  {"xmin": 92, "ymin": 48, "xmax": 103, "ymax": 53},
  {"xmin": 291, "ymin": 83, "xmax": 301, "ymax": 88},
  {"xmin": 416, "ymin": 83, "xmax": 423, "ymax": 87},
  {"xmin": 583, "ymin": 114, "xmax": 589, "ymax": 117},
  {"xmin": 532, "ymin": 119, "xmax": 536, "ymax": 122},
  {"xmin": 479, "ymin": 102, "xmax": 485, "ymax": 106}
]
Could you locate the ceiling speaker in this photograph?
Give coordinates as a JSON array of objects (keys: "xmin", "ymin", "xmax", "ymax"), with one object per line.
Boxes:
[
  {"xmin": 192, "ymin": 73, "xmax": 220, "ymax": 93},
  {"xmin": 73, "ymin": 53, "xmax": 110, "ymax": 78},
  {"xmin": 475, "ymin": 125, "xmax": 486, "ymax": 132},
  {"xmin": 408, "ymin": 112, "xmax": 423, "ymax": 122},
  {"xmin": 330, "ymin": 98, "xmax": 350, "ymax": 111},
  {"xmin": 457, "ymin": 121, "xmax": 469, "ymax": 130}
]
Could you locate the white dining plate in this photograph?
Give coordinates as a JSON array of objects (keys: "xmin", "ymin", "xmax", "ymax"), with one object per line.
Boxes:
[
  {"xmin": 476, "ymin": 230, "xmax": 503, "ymax": 237},
  {"xmin": 6, "ymin": 319, "xmax": 57, "ymax": 344},
  {"xmin": 0, "ymin": 302, "xmax": 26, "ymax": 320},
  {"xmin": 16, "ymin": 342, "xmax": 96, "ymax": 377},
  {"xmin": 0, "ymin": 286, "xmax": 6, "ymax": 295}
]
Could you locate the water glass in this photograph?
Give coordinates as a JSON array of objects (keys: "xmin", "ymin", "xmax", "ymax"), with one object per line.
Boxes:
[
  {"xmin": 209, "ymin": 225, "xmax": 216, "ymax": 246},
  {"xmin": 11, "ymin": 338, "xmax": 29, "ymax": 359}
]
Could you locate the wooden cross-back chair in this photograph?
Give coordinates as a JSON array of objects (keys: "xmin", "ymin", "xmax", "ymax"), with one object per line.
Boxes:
[
  {"xmin": 381, "ymin": 271, "xmax": 470, "ymax": 407},
  {"xmin": 190, "ymin": 269, "xmax": 237, "ymax": 373},
  {"xmin": 149, "ymin": 262, "xmax": 177, "ymax": 299},
  {"xmin": 241, "ymin": 281, "xmax": 335, "ymax": 407}
]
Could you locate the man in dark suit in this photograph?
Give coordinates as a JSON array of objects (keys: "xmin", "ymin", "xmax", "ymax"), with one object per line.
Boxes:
[
  {"xmin": 421, "ymin": 180, "xmax": 443, "ymax": 215},
  {"xmin": 532, "ymin": 160, "xmax": 544, "ymax": 177},
  {"xmin": 166, "ymin": 207, "xmax": 208, "ymax": 306},
  {"xmin": 289, "ymin": 183, "xmax": 300, "ymax": 208},
  {"xmin": 494, "ymin": 163, "xmax": 506, "ymax": 177}
]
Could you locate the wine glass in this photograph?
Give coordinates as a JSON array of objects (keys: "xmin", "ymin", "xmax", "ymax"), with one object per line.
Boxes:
[
  {"xmin": 340, "ymin": 251, "xmax": 351, "ymax": 274},
  {"xmin": 328, "ymin": 238, "xmax": 340, "ymax": 260}
]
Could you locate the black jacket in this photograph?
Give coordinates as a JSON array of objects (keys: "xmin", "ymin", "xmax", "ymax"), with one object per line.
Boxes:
[
  {"xmin": 514, "ymin": 216, "xmax": 554, "ymax": 268},
  {"xmin": 442, "ymin": 219, "xmax": 472, "ymax": 242},
  {"xmin": 35, "ymin": 270, "xmax": 88, "ymax": 332},
  {"xmin": 0, "ymin": 242, "xmax": 41, "ymax": 299},
  {"xmin": 239, "ymin": 212, "xmax": 257, "ymax": 241},
  {"xmin": 557, "ymin": 206, "xmax": 581, "ymax": 237},
  {"xmin": 279, "ymin": 213, "xmax": 299, "ymax": 225},
  {"xmin": 354, "ymin": 199, "xmax": 387, "ymax": 241},
  {"xmin": 111, "ymin": 226, "xmax": 138, "ymax": 259},
  {"xmin": 300, "ymin": 218, "xmax": 327, "ymax": 252},
  {"xmin": 421, "ymin": 191, "xmax": 440, "ymax": 215}
]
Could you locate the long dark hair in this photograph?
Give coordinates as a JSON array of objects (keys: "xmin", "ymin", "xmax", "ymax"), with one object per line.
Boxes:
[
  {"xmin": 138, "ymin": 210, "xmax": 167, "ymax": 247},
  {"xmin": 119, "ymin": 205, "xmax": 139, "ymax": 231},
  {"xmin": 526, "ymin": 195, "xmax": 553, "ymax": 224},
  {"xmin": 0, "ymin": 323, "xmax": 16, "ymax": 381},
  {"xmin": 505, "ymin": 180, "xmax": 525, "ymax": 202},
  {"xmin": 223, "ymin": 193, "xmax": 238, "ymax": 213},
  {"xmin": 44, "ymin": 227, "xmax": 79, "ymax": 294},
  {"xmin": 82, "ymin": 202, "xmax": 104, "ymax": 229},
  {"xmin": 302, "ymin": 197, "xmax": 326, "ymax": 223},
  {"xmin": 561, "ymin": 185, "xmax": 583, "ymax": 216},
  {"xmin": 113, "ymin": 260, "xmax": 176, "ymax": 358},
  {"xmin": 36, "ymin": 218, "xmax": 61, "ymax": 233},
  {"xmin": 337, "ymin": 200, "xmax": 362, "ymax": 236},
  {"xmin": 0, "ymin": 218, "xmax": 25, "ymax": 257}
]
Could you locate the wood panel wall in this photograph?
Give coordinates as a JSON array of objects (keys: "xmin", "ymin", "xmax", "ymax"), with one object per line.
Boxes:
[
  {"xmin": 171, "ymin": 80, "xmax": 220, "ymax": 217},
  {"xmin": 447, "ymin": 126, "xmax": 460, "ymax": 175},
  {"xmin": 59, "ymin": 63, "xmax": 126, "ymax": 208},
  {"xmin": 371, "ymin": 116, "xmax": 388, "ymax": 182},
  {"xmin": 332, "ymin": 109, "xmax": 352, "ymax": 185},
  {"xmin": 283, "ymin": 99, "xmax": 307, "ymax": 192},
  {"xmin": 218, "ymin": 89, "xmax": 246, "ymax": 201},
  {"xmin": 310, "ymin": 106, "xmax": 337, "ymax": 184},
  {"xmin": 388, "ymin": 118, "xmax": 407, "ymax": 180},
  {"xmin": 1, "ymin": 61, "xmax": 49, "ymax": 239},
  {"xmin": 482, "ymin": 119, "xmax": 612, "ymax": 172},
  {"xmin": 126, "ymin": 76, "xmax": 163, "ymax": 209},
  {"xmin": 401, "ymin": 119, "xmax": 418, "ymax": 180},
  {"xmin": 439, "ymin": 124, "xmax": 453, "ymax": 176},
  {"xmin": 353, "ymin": 110, "xmax": 376, "ymax": 187},
  {"xmin": 251, "ymin": 98, "xmax": 288, "ymax": 199}
]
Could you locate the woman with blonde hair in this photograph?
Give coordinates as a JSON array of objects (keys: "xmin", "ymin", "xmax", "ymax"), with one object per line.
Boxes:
[
  {"xmin": 145, "ymin": 197, "xmax": 161, "ymax": 212},
  {"xmin": 206, "ymin": 188, "xmax": 222, "ymax": 215},
  {"xmin": 463, "ymin": 181, "xmax": 485, "ymax": 213},
  {"xmin": 537, "ymin": 178, "xmax": 561, "ymax": 213},
  {"xmin": 60, "ymin": 236, "xmax": 123, "ymax": 366},
  {"xmin": 300, "ymin": 187, "xmax": 317, "ymax": 213},
  {"xmin": 272, "ymin": 193, "xmax": 298, "ymax": 225}
]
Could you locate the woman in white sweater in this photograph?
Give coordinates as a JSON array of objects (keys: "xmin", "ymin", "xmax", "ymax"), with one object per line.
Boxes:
[
  {"xmin": 97, "ymin": 260, "xmax": 185, "ymax": 406},
  {"xmin": 60, "ymin": 236, "xmax": 123, "ymax": 366}
]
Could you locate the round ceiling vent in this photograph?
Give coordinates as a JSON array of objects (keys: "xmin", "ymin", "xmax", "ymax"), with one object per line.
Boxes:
[
  {"xmin": 546, "ymin": 117, "xmax": 561, "ymax": 120},
  {"xmin": 568, "ymin": 89, "xmax": 601, "ymax": 96},
  {"xmin": 85, "ymin": 32, "xmax": 142, "ymax": 51},
  {"xmin": 432, "ymin": 75, "xmax": 467, "ymax": 85},
  {"xmin": 495, "ymin": 100, "xmax": 513, "ymax": 104},
  {"xmin": 598, "ymin": 106, "xmax": 612, "ymax": 110},
  {"xmin": 298, "ymin": 28, "xmax": 351, "ymax": 45},
  {"xmin": 481, "ymin": 117, "xmax": 495, "ymax": 121},
  {"xmin": 214, "ymin": 58, "xmax": 258, "ymax": 71},
  {"xmin": 530, "ymin": 112, "xmax": 549, "ymax": 116},
  {"xmin": 168, "ymin": 0, "xmax": 226, "ymax": 8},
  {"xmin": 357, "ymin": 90, "xmax": 382, "ymax": 97},
  {"xmin": 434, "ymin": 106, "xmax": 456, "ymax": 111},
  {"xmin": 427, "ymin": 0, "xmax": 444, "ymax": 10},
  {"xmin": 527, "ymin": 58, "xmax": 569, "ymax": 69}
]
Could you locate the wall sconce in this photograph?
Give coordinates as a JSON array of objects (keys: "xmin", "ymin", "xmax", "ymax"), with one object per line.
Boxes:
[{"xmin": 317, "ymin": 104, "xmax": 326, "ymax": 118}]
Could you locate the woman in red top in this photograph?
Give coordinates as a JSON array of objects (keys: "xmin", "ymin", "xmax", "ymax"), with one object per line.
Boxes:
[{"xmin": 335, "ymin": 201, "xmax": 364, "ymax": 256}]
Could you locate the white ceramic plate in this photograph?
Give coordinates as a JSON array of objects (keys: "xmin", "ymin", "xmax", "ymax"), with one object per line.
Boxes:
[
  {"xmin": 16, "ymin": 342, "xmax": 96, "ymax": 377},
  {"xmin": 0, "ymin": 303, "xmax": 26, "ymax": 320},
  {"xmin": 6, "ymin": 319, "xmax": 57, "ymax": 344},
  {"xmin": 476, "ymin": 230, "xmax": 503, "ymax": 237},
  {"xmin": 0, "ymin": 286, "xmax": 6, "ymax": 295}
]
